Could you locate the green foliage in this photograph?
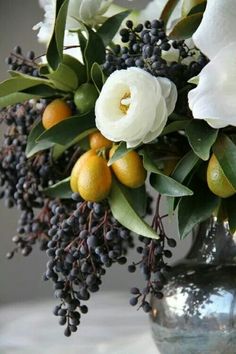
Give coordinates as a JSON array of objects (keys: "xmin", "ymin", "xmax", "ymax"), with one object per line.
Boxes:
[
  {"xmin": 182, "ymin": 0, "xmax": 206, "ymax": 16},
  {"xmin": 169, "ymin": 13, "xmax": 203, "ymax": 39},
  {"xmin": 97, "ymin": 10, "xmax": 131, "ymax": 46},
  {"xmin": 36, "ymin": 112, "xmax": 95, "ymax": 146},
  {"xmin": 186, "ymin": 120, "xmax": 218, "ymax": 160},
  {"xmin": 120, "ymin": 184, "xmax": 147, "ymax": 218},
  {"xmin": 107, "ymin": 142, "xmax": 132, "ymax": 166},
  {"xmin": 91, "ymin": 63, "xmax": 106, "ymax": 93},
  {"xmin": 140, "ymin": 149, "xmax": 193, "ymax": 197},
  {"xmin": 213, "ymin": 135, "xmax": 236, "ymax": 190},
  {"xmin": 26, "ymin": 120, "xmax": 54, "ymax": 158},
  {"xmin": 62, "ymin": 54, "xmax": 87, "ymax": 85},
  {"xmin": 83, "ymin": 26, "xmax": 106, "ymax": 80},
  {"xmin": 43, "ymin": 177, "xmax": 72, "ymax": 199},
  {"xmin": 177, "ymin": 178, "xmax": 220, "ymax": 239},
  {"xmin": 161, "ymin": 0, "xmax": 181, "ymax": 26},
  {"xmin": 47, "ymin": 0, "xmax": 69, "ymax": 70},
  {"xmin": 0, "ymin": 92, "xmax": 39, "ymax": 109},
  {"xmin": 161, "ymin": 120, "xmax": 189, "ymax": 136},
  {"xmin": 108, "ymin": 179, "xmax": 158, "ymax": 239},
  {"xmin": 44, "ymin": 63, "xmax": 79, "ymax": 92},
  {"xmin": 167, "ymin": 150, "xmax": 200, "ymax": 212}
]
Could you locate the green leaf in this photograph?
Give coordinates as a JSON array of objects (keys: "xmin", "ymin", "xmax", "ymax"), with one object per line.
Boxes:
[
  {"xmin": 161, "ymin": 120, "xmax": 188, "ymax": 136},
  {"xmin": 63, "ymin": 54, "xmax": 87, "ymax": 85},
  {"xmin": 26, "ymin": 120, "xmax": 54, "ymax": 158},
  {"xmin": 52, "ymin": 127, "xmax": 96, "ymax": 161},
  {"xmin": 161, "ymin": 0, "xmax": 181, "ymax": 26},
  {"xmin": 91, "ymin": 63, "xmax": 106, "ymax": 93},
  {"xmin": 22, "ymin": 84, "xmax": 60, "ymax": 97},
  {"xmin": 97, "ymin": 10, "xmax": 131, "ymax": 46},
  {"xmin": 140, "ymin": 149, "xmax": 193, "ymax": 197},
  {"xmin": 171, "ymin": 150, "xmax": 200, "ymax": 183},
  {"xmin": 213, "ymin": 135, "xmax": 236, "ymax": 190},
  {"xmin": 120, "ymin": 184, "xmax": 147, "ymax": 218},
  {"xmin": 36, "ymin": 112, "xmax": 95, "ymax": 146},
  {"xmin": 169, "ymin": 13, "xmax": 203, "ymax": 40},
  {"xmin": 177, "ymin": 179, "xmax": 220, "ymax": 239},
  {"xmin": 186, "ymin": 120, "xmax": 218, "ymax": 160},
  {"xmin": 182, "ymin": 0, "xmax": 206, "ymax": 16},
  {"xmin": 167, "ymin": 150, "xmax": 200, "ymax": 212},
  {"xmin": 108, "ymin": 179, "xmax": 158, "ymax": 239},
  {"xmin": 77, "ymin": 30, "xmax": 87, "ymax": 66},
  {"xmin": 107, "ymin": 142, "xmax": 132, "ymax": 166},
  {"xmin": 44, "ymin": 63, "xmax": 78, "ymax": 92},
  {"xmin": 84, "ymin": 26, "xmax": 106, "ymax": 80},
  {"xmin": 43, "ymin": 177, "xmax": 72, "ymax": 199},
  {"xmin": 47, "ymin": 0, "xmax": 69, "ymax": 70},
  {"xmin": 0, "ymin": 76, "xmax": 51, "ymax": 97},
  {"xmin": 0, "ymin": 92, "xmax": 40, "ymax": 109},
  {"xmin": 224, "ymin": 196, "xmax": 236, "ymax": 233}
]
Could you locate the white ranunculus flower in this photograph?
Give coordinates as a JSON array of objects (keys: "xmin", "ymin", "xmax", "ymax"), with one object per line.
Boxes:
[
  {"xmin": 95, "ymin": 68, "xmax": 177, "ymax": 148},
  {"xmin": 188, "ymin": 0, "xmax": 236, "ymax": 128}
]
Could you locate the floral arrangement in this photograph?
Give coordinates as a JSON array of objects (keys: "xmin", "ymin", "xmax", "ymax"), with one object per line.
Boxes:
[{"xmin": 1, "ymin": 0, "xmax": 236, "ymax": 337}]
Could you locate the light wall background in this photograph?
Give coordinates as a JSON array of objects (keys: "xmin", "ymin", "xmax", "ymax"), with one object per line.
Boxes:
[{"xmin": 0, "ymin": 0, "xmax": 191, "ymax": 305}]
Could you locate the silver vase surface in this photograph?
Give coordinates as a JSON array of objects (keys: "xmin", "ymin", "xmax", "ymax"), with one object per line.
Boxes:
[{"xmin": 151, "ymin": 217, "xmax": 236, "ymax": 354}]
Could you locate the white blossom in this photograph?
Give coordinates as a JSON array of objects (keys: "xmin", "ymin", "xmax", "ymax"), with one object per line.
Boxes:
[
  {"xmin": 188, "ymin": 0, "xmax": 236, "ymax": 128},
  {"xmin": 95, "ymin": 68, "xmax": 177, "ymax": 148}
]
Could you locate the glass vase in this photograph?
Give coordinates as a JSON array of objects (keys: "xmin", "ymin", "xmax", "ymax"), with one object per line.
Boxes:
[{"xmin": 150, "ymin": 217, "xmax": 236, "ymax": 354}]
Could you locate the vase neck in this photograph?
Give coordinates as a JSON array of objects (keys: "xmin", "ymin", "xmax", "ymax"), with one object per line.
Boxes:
[{"xmin": 186, "ymin": 217, "xmax": 236, "ymax": 265}]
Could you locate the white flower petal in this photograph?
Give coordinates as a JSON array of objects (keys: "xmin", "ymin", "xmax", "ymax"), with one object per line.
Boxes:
[
  {"xmin": 188, "ymin": 42, "xmax": 236, "ymax": 128},
  {"xmin": 95, "ymin": 68, "xmax": 174, "ymax": 147},
  {"xmin": 157, "ymin": 77, "xmax": 177, "ymax": 115},
  {"xmin": 193, "ymin": 0, "xmax": 236, "ymax": 59},
  {"xmin": 79, "ymin": 0, "xmax": 102, "ymax": 22}
]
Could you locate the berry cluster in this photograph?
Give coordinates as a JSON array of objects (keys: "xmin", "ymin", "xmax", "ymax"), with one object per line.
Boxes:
[
  {"xmin": 128, "ymin": 196, "xmax": 176, "ymax": 312},
  {"xmin": 103, "ymin": 19, "xmax": 208, "ymax": 88},
  {"xmin": 5, "ymin": 46, "xmax": 39, "ymax": 76},
  {"xmin": 45, "ymin": 196, "xmax": 134, "ymax": 336},
  {"xmin": 0, "ymin": 100, "xmax": 57, "ymax": 257}
]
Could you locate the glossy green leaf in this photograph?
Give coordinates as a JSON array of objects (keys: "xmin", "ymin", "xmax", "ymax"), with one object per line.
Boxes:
[
  {"xmin": 63, "ymin": 54, "xmax": 87, "ymax": 85},
  {"xmin": 91, "ymin": 63, "xmax": 106, "ymax": 93},
  {"xmin": 177, "ymin": 179, "xmax": 220, "ymax": 239},
  {"xmin": 22, "ymin": 84, "xmax": 59, "ymax": 97},
  {"xmin": 107, "ymin": 142, "xmax": 132, "ymax": 166},
  {"xmin": 47, "ymin": 0, "xmax": 69, "ymax": 70},
  {"xmin": 167, "ymin": 150, "xmax": 200, "ymax": 212},
  {"xmin": 43, "ymin": 177, "xmax": 72, "ymax": 199},
  {"xmin": 186, "ymin": 120, "xmax": 218, "ymax": 160},
  {"xmin": 0, "ymin": 76, "xmax": 51, "ymax": 97},
  {"xmin": 161, "ymin": 0, "xmax": 181, "ymax": 26},
  {"xmin": 161, "ymin": 120, "xmax": 188, "ymax": 136},
  {"xmin": 169, "ymin": 13, "xmax": 203, "ymax": 40},
  {"xmin": 97, "ymin": 10, "xmax": 131, "ymax": 46},
  {"xmin": 36, "ymin": 112, "xmax": 95, "ymax": 146},
  {"xmin": 44, "ymin": 63, "xmax": 78, "ymax": 92},
  {"xmin": 52, "ymin": 127, "xmax": 96, "ymax": 161},
  {"xmin": 26, "ymin": 120, "xmax": 54, "ymax": 158},
  {"xmin": 141, "ymin": 149, "xmax": 193, "ymax": 197},
  {"xmin": 213, "ymin": 135, "xmax": 236, "ymax": 190},
  {"xmin": 108, "ymin": 179, "xmax": 158, "ymax": 239},
  {"xmin": 84, "ymin": 26, "xmax": 106, "ymax": 80},
  {"xmin": 182, "ymin": 0, "xmax": 206, "ymax": 16},
  {"xmin": 0, "ymin": 92, "xmax": 39, "ymax": 109},
  {"xmin": 77, "ymin": 30, "xmax": 87, "ymax": 66},
  {"xmin": 120, "ymin": 184, "xmax": 147, "ymax": 218}
]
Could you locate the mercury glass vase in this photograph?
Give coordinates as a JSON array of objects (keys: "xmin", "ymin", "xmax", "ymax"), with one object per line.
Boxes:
[{"xmin": 150, "ymin": 217, "xmax": 236, "ymax": 354}]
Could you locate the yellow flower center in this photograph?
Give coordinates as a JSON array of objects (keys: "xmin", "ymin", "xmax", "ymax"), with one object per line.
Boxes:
[{"xmin": 120, "ymin": 92, "xmax": 131, "ymax": 114}]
